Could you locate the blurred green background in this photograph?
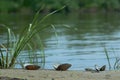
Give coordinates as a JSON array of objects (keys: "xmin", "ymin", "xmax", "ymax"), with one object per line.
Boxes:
[{"xmin": 0, "ymin": 0, "xmax": 120, "ymax": 14}]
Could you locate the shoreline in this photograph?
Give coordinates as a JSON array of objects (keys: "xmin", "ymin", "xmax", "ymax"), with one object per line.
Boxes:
[{"xmin": 0, "ymin": 69, "xmax": 120, "ymax": 80}]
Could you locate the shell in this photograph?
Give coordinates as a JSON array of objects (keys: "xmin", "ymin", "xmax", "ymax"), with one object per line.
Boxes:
[
  {"xmin": 99, "ymin": 65, "xmax": 106, "ymax": 71},
  {"xmin": 53, "ymin": 63, "xmax": 72, "ymax": 71},
  {"xmin": 24, "ymin": 63, "xmax": 40, "ymax": 70},
  {"xmin": 53, "ymin": 63, "xmax": 60, "ymax": 69},
  {"xmin": 95, "ymin": 64, "xmax": 100, "ymax": 72},
  {"xmin": 85, "ymin": 68, "xmax": 95, "ymax": 71}
]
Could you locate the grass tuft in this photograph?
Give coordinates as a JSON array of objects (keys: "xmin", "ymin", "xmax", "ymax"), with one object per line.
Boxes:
[
  {"xmin": 104, "ymin": 46, "xmax": 120, "ymax": 70},
  {"xmin": 104, "ymin": 46, "xmax": 111, "ymax": 70},
  {"xmin": 0, "ymin": 6, "xmax": 65, "ymax": 69}
]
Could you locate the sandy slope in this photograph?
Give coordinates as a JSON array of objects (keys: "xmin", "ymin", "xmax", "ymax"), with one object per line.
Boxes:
[{"xmin": 0, "ymin": 69, "xmax": 120, "ymax": 80}]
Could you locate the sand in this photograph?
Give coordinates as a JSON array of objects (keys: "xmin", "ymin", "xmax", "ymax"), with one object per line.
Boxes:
[{"xmin": 0, "ymin": 69, "xmax": 120, "ymax": 80}]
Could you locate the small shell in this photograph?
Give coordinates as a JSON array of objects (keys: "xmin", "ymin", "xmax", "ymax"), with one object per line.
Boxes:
[
  {"xmin": 53, "ymin": 63, "xmax": 72, "ymax": 71},
  {"xmin": 99, "ymin": 65, "xmax": 106, "ymax": 71},
  {"xmin": 85, "ymin": 68, "xmax": 95, "ymax": 71},
  {"xmin": 95, "ymin": 64, "xmax": 106, "ymax": 72},
  {"xmin": 95, "ymin": 64, "xmax": 99, "ymax": 72},
  {"xmin": 53, "ymin": 63, "xmax": 60, "ymax": 69},
  {"xmin": 24, "ymin": 63, "xmax": 40, "ymax": 70}
]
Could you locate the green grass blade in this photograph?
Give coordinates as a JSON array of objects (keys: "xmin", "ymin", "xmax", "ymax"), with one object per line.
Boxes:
[
  {"xmin": 0, "ymin": 47, "xmax": 4, "ymax": 68},
  {"xmin": 104, "ymin": 46, "xmax": 111, "ymax": 70}
]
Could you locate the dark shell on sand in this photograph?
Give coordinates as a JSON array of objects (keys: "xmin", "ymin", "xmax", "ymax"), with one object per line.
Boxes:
[
  {"xmin": 0, "ymin": 76, "xmax": 27, "ymax": 80},
  {"xmin": 85, "ymin": 65, "xmax": 106, "ymax": 73},
  {"xmin": 54, "ymin": 63, "xmax": 72, "ymax": 71},
  {"xmin": 24, "ymin": 64, "xmax": 40, "ymax": 70},
  {"xmin": 99, "ymin": 65, "xmax": 106, "ymax": 71}
]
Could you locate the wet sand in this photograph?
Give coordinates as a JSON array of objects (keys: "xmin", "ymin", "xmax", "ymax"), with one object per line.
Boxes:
[{"xmin": 0, "ymin": 69, "xmax": 120, "ymax": 80}]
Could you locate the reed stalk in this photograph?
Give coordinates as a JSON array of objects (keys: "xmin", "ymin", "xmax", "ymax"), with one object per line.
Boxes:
[{"xmin": 104, "ymin": 46, "xmax": 111, "ymax": 70}]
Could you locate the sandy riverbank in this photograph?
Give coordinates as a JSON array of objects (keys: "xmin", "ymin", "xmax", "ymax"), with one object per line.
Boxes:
[{"xmin": 0, "ymin": 69, "xmax": 120, "ymax": 80}]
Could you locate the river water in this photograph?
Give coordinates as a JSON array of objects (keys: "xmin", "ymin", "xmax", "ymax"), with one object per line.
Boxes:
[{"xmin": 0, "ymin": 12, "xmax": 120, "ymax": 70}]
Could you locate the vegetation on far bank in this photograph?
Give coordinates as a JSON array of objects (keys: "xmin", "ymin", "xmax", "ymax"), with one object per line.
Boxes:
[{"xmin": 1, "ymin": 0, "xmax": 120, "ymax": 14}]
